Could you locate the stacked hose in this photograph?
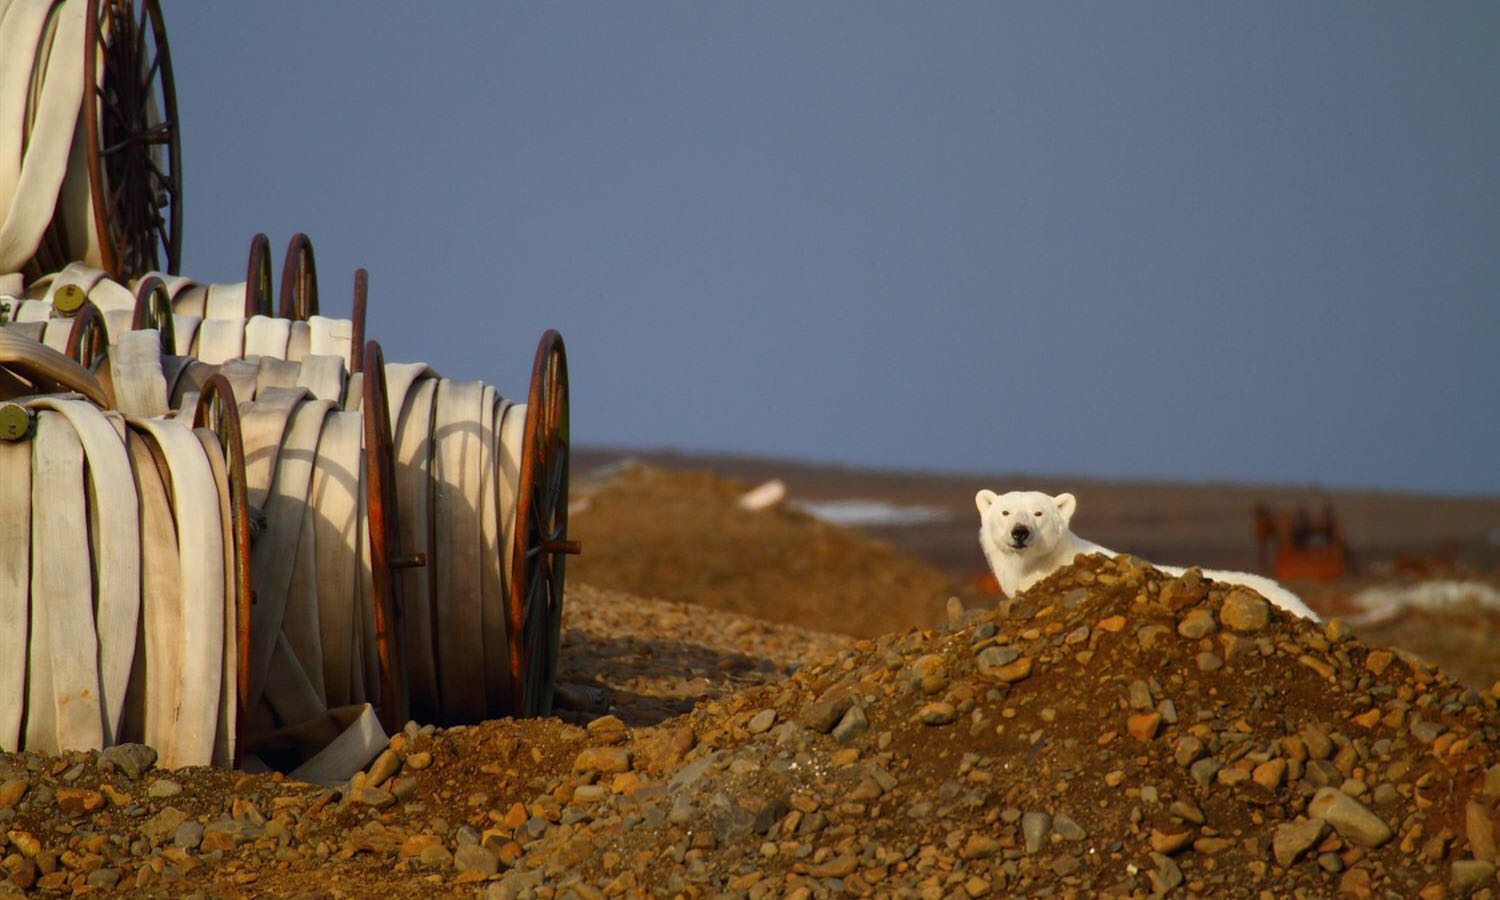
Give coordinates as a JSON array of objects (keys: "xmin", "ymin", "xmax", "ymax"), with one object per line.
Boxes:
[{"xmin": 0, "ymin": 332, "xmax": 236, "ymax": 769}]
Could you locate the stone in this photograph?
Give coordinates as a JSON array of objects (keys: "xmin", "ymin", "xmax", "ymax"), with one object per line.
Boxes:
[
  {"xmin": 917, "ymin": 702, "xmax": 956, "ymax": 726},
  {"xmin": 1467, "ymin": 801, "xmax": 1496, "ymax": 862},
  {"xmin": 745, "ymin": 709, "xmax": 777, "ymax": 735},
  {"xmin": 1022, "ymin": 812, "xmax": 1051, "ymax": 854},
  {"xmin": 147, "ymin": 779, "xmax": 182, "ymax": 799},
  {"xmin": 54, "ymin": 788, "xmax": 103, "ymax": 816},
  {"xmin": 975, "ymin": 646, "xmax": 1020, "ymax": 677},
  {"xmin": 1365, "ymin": 650, "xmax": 1394, "ymax": 675},
  {"xmin": 1150, "ymin": 852, "xmax": 1184, "ymax": 894},
  {"xmin": 1151, "ymin": 829, "xmax": 1192, "ymax": 855},
  {"xmin": 799, "ymin": 694, "xmax": 853, "ymax": 734},
  {"xmin": 573, "ymin": 747, "xmax": 631, "ymax": 774},
  {"xmin": 1190, "ymin": 758, "xmax": 1222, "ymax": 788},
  {"xmin": 1177, "ymin": 609, "xmax": 1217, "ymax": 639},
  {"xmin": 1274, "ymin": 818, "xmax": 1330, "ymax": 867},
  {"xmin": 0, "ymin": 779, "xmax": 27, "ymax": 810},
  {"xmin": 1127, "ymin": 712, "xmax": 1162, "ymax": 741},
  {"xmin": 1309, "ymin": 788, "xmax": 1392, "ymax": 848},
  {"xmin": 1220, "ymin": 590, "xmax": 1270, "ymax": 632},
  {"xmin": 1173, "ymin": 736, "xmax": 1205, "ymax": 767},
  {"xmin": 1053, "ymin": 815, "xmax": 1086, "ymax": 841},
  {"xmin": 173, "ymin": 821, "xmax": 204, "ymax": 850},
  {"xmin": 961, "ymin": 833, "xmax": 1002, "ymax": 860},
  {"xmin": 1253, "ymin": 759, "xmax": 1288, "ymax": 790},
  {"xmin": 366, "ymin": 749, "xmax": 402, "ymax": 788},
  {"xmin": 1452, "ymin": 859, "xmax": 1496, "ymax": 895},
  {"xmin": 353, "ymin": 787, "xmax": 394, "ymax": 808},
  {"xmin": 986, "ymin": 657, "xmax": 1034, "ymax": 684},
  {"xmin": 1484, "ymin": 764, "xmax": 1500, "ymax": 799},
  {"xmin": 85, "ymin": 868, "xmax": 119, "ymax": 888},
  {"xmin": 1196, "ymin": 652, "xmax": 1224, "ymax": 671},
  {"xmin": 405, "ymin": 751, "xmax": 433, "ymax": 770},
  {"xmin": 912, "ymin": 655, "xmax": 949, "ymax": 693},
  {"xmin": 99, "ymin": 744, "xmax": 157, "ymax": 779},
  {"xmin": 1127, "ymin": 680, "xmax": 1153, "ymax": 710},
  {"xmin": 454, "ymin": 844, "xmax": 500, "ymax": 876},
  {"xmin": 832, "ymin": 705, "xmax": 869, "ymax": 744}
]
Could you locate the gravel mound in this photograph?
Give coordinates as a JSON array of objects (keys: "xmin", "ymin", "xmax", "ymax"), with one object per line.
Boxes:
[{"xmin": 4, "ymin": 558, "xmax": 1499, "ymax": 897}]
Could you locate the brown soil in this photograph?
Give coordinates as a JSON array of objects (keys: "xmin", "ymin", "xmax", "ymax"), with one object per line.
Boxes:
[{"xmin": 567, "ymin": 464, "xmax": 962, "ymax": 638}]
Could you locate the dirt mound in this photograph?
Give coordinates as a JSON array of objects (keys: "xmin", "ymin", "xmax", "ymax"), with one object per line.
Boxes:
[{"xmin": 568, "ymin": 464, "xmax": 962, "ymax": 637}]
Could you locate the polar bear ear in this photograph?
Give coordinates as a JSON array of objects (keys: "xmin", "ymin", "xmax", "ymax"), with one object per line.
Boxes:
[
  {"xmin": 1053, "ymin": 493, "xmax": 1077, "ymax": 524},
  {"xmin": 975, "ymin": 489, "xmax": 998, "ymax": 515}
]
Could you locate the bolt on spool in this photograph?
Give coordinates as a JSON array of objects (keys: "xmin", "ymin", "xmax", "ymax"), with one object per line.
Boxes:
[
  {"xmin": 0, "ymin": 403, "xmax": 33, "ymax": 441},
  {"xmin": 53, "ymin": 284, "xmax": 87, "ymax": 316}
]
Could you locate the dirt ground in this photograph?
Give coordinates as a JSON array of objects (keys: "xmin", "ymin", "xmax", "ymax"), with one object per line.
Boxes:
[{"xmin": 3, "ymin": 454, "xmax": 1498, "ymax": 898}]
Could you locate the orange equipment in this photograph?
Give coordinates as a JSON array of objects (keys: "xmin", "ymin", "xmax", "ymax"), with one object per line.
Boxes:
[{"xmin": 1252, "ymin": 503, "xmax": 1351, "ymax": 582}]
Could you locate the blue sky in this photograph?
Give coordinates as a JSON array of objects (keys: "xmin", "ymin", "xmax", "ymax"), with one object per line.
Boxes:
[{"xmin": 162, "ymin": 4, "xmax": 1498, "ymax": 494}]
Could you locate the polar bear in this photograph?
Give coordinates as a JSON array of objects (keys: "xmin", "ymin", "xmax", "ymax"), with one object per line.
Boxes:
[{"xmin": 976, "ymin": 489, "xmax": 1319, "ymax": 621}]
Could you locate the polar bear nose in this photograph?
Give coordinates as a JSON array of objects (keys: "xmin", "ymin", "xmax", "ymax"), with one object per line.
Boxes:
[{"xmin": 1010, "ymin": 524, "xmax": 1031, "ymax": 545}]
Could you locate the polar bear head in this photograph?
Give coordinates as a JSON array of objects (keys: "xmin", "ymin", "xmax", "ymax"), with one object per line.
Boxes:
[{"xmin": 974, "ymin": 489, "xmax": 1077, "ymax": 557}]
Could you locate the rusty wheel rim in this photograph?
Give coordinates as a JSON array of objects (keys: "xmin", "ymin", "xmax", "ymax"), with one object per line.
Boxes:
[
  {"xmin": 65, "ymin": 302, "xmax": 110, "ymax": 369},
  {"xmin": 192, "ymin": 374, "xmax": 251, "ymax": 765},
  {"xmin": 508, "ymin": 330, "xmax": 572, "ymax": 717},
  {"xmin": 130, "ymin": 274, "xmax": 175, "ymax": 353},
  {"xmin": 245, "ymin": 233, "xmax": 274, "ymax": 317},
  {"xmin": 83, "ymin": 0, "xmax": 182, "ymax": 280},
  {"xmin": 362, "ymin": 340, "xmax": 409, "ymax": 733},
  {"xmin": 278, "ymin": 233, "xmax": 318, "ymax": 321}
]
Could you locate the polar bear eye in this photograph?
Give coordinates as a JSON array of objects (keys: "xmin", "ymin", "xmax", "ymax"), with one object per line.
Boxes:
[
  {"xmin": 1000, "ymin": 510, "xmax": 1009, "ymax": 516},
  {"xmin": 1033, "ymin": 511, "xmax": 1042, "ymax": 517}
]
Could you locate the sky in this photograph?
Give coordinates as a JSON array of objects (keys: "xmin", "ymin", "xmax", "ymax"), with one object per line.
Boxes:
[{"xmin": 160, "ymin": 3, "xmax": 1498, "ymax": 495}]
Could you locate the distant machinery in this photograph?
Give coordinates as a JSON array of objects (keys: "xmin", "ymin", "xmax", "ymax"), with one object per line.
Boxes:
[{"xmin": 1252, "ymin": 503, "xmax": 1352, "ymax": 582}]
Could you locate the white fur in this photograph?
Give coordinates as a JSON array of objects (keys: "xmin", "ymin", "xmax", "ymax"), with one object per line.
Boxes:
[{"xmin": 976, "ymin": 489, "xmax": 1319, "ymax": 621}]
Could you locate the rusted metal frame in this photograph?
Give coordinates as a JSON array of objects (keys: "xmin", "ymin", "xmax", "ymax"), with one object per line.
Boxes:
[
  {"xmin": 245, "ymin": 233, "xmax": 274, "ymax": 317},
  {"xmin": 361, "ymin": 340, "xmax": 414, "ymax": 733},
  {"xmin": 65, "ymin": 302, "xmax": 110, "ymax": 370},
  {"xmin": 349, "ymin": 269, "xmax": 368, "ymax": 375},
  {"xmin": 192, "ymin": 374, "xmax": 252, "ymax": 766},
  {"xmin": 508, "ymin": 330, "xmax": 574, "ymax": 717},
  {"xmin": 130, "ymin": 274, "xmax": 176, "ymax": 353},
  {"xmin": 83, "ymin": 0, "xmax": 182, "ymax": 280},
  {"xmin": 277, "ymin": 233, "xmax": 318, "ymax": 321}
]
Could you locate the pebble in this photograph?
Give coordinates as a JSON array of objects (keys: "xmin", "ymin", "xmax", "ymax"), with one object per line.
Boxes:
[
  {"xmin": 799, "ymin": 694, "xmax": 854, "ymax": 734},
  {"xmin": 147, "ymin": 779, "xmax": 183, "ymax": 799},
  {"xmin": 1022, "ymin": 811, "xmax": 1051, "ymax": 854},
  {"xmin": 832, "ymin": 704, "xmax": 869, "ymax": 744},
  {"xmin": 975, "ymin": 645, "xmax": 1020, "ymax": 676},
  {"xmin": 1177, "ymin": 608, "xmax": 1217, "ymax": 639},
  {"xmin": 745, "ymin": 708, "xmax": 777, "ymax": 734},
  {"xmin": 404, "ymin": 751, "xmax": 432, "ymax": 771},
  {"xmin": 99, "ymin": 744, "xmax": 158, "ymax": 779},
  {"xmin": 173, "ymin": 821, "xmax": 204, "ymax": 849},
  {"xmin": 1127, "ymin": 711, "xmax": 1162, "ymax": 741},
  {"xmin": 0, "ymin": 779, "xmax": 27, "ymax": 810},
  {"xmin": 1274, "ymin": 818, "xmax": 1329, "ymax": 867},
  {"xmin": 1052, "ymin": 814, "xmax": 1086, "ymax": 841},
  {"xmin": 1451, "ymin": 859, "xmax": 1496, "ymax": 894},
  {"xmin": 917, "ymin": 702, "xmax": 956, "ymax": 726},
  {"xmin": 454, "ymin": 844, "xmax": 500, "ymax": 875},
  {"xmin": 1309, "ymin": 787, "xmax": 1392, "ymax": 848},
  {"xmin": 1466, "ymin": 801, "xmax": 1496, "ymax": 862},
  {"xmin": 573, "ymin": 747, "xmax": 632, "ymax": 774},
  {"xmin": 1220, "ymin": 590, "xmax": 1270, "ymax": 632},
  {"xmin": 365, "ymin": 748, "xmax": 402, "ymax": 788}
]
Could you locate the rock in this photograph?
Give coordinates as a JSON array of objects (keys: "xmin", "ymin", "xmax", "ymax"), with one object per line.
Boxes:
[
  {"xmin": 54, "ymin": 788, "xmax": 103, "ymax": 815},
  {"xmin": 173, "ymin": 821, "xmax": 204, "ymax": 850},
  {"xmin": 99, "ymin": 744, "xmax": 157, "ymax": 779},
  {"xmin": 1022, "ymin": 812, "xmax": 1051, "ymax": 854},
  {"xmin": 366, "ymin": 749, "xmax": 402, "ymax": 789},
  {"xmin": 1467, "ymin": 801, "xmax": 1496, "ymax": 862},
  {"xmin": 961, "ymin": 832, "xmax": 1002, "ymax": 860},
  {"xmin": 1190, "ymin": 758, "xmax": 1222, "ymax": 788},
  {"xmin": 1274, "ymin": 818, "xmax": 1329, "ymax": 867},
  {"xmin": 1161, "ymin": 569, "xmax": 1208, "ymax": 611},
  {"xmin": 85, "ymin": 868, "xmax": 120, "ymax": 889},
  {"xmin": 1365, "ymin": 650, "xmax": 1394, "ymax": 675},
  {"xmin": 912, "ymin": 655, "xmax": 949, "ymax": 693},
  {"xmin": 799, "ymin": 694, "xmax": 853, "ymax": 734},
  {"xmin": 1150, "ymin": 852, "xmax": 1184, "ymax": 894},
  {"xmin": 454, "ymin": 844, "xmax": 500, "ymax": 876},
  {"xmin": 1053, "ymin": 814, "xmax": 1086, "ymax": 841},
  {"xmin": 832, "ymin": 705, "xmax": 869, "ymax": 744},
  {"xmin": 1177, "ymin": 609, "xmax": 1217, "ymax": 639},
  {"xmin": 139, "ymin": 807, "xmax": 189, "ymax": 845},
  {"xmin": 587, "ymin": 714, "xmax": 628, "ymax": 744},
  {"xmin": 1484, "ymin": 764, "xmax": 1500, "ymax": 799},
  {"xmin": 147, "ymin": 779, "xmax": 182, "ymax": 799},
  {"xmin": 1220, "ymin": 590, "xmax": 1269, "ymax": 632},
  {"xmin": 1173, "ymin": 736, "xmax": 1205, "ymax": 767},
  {"xmin": 986, "ymin": 657, "xmax": 1034, "ymax": 684},
  {"xmin": 1151, "ymin": 829, "xmax": 1193, "ymax": 855},
  {"xmin": 917, "ymin": 702, "xmax": 956, "ymax": 726},
  {"xmin": 405, "ymin": 751, "xmax": 433, "ymax": 770},
  {"xmin": 1309, "ymin": 788, "xmax": 1392, "ymax": 848},
  {"xmin": 1127, "ymin": 711, "xmax": 1162, "ymax": 741},
  {"xmin": 975, "ymin": 646, "xmax": 1020, "ymax": 677},
  {"xmin": 0, "ymin": 779, "xmax": 27, "ymax": 810},
  {"xmin": 353, "ymin": 787, "xmax": 394, "ymax": 808},
  {"xmin": 1452, "ymin": 859, "xmax": 1496, "ymax": 896},
  {"xmin": 1128, "ymin": 680, "xmax": 1153, "ymax": 710},
  {"xmin": 1252, "ymin": 759, "xmax": 1287, "ymax": 790},
  {"xmin": 573, "ymin": 747, "xmax": 632, "ymax": 774},
  {"xmin": 745, "ymin": 709, "xmax": 777, "ymax": 735},
  {"xmin": 806, "ymin": 855, "xmax": 858, "ymax": 878}
]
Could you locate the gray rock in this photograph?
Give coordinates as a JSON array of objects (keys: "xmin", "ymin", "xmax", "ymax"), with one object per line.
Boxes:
[
  {"xmin": 1173, "ymin": 736, "xmax": 1205, "ymax": 768},
  {"xmin": 173, "ymin": 821, "xmax": 204, "ymax": 849},
  {"xmin": 799, "ymin": 694, "xmax": 853, "ymax": 734},
  {"xmin": 1190, "ymin": 757, "xmax": 1221, "ymax": 787},
  {"xmin": 745, "ymin": 709, "xmax": 777, "ymax": 735},
  {"xmin": 1273, "ymin": 818, "xmax": 1329, "ymax": 867},
  {"xmin": 1053, "ymin": 814, "xmax": 1086, "ymax": 841},
  {"xmin": 99, "ymin": 744, "xmax": 157, "ymax": 780},
  {"xmin": 1177, "ymin": 608, "xmax": 1218, "ymax": 639},
  {"xmin": 1452, "ymin": 859, "xmax": 1496, "ymax": 896},
  {"xmin": 1306, "ymin": 760, "xmax": 1342, "ymax": 789},
  {"xmin": 86, "ymin": 868, "xmax": 120, "ymax": 888},
  {"xmin": 1220, "ymin": 591, "xmax": 1270, "ymax": 632},
  {"xmin": 668, "ymin": 794, "xmax": 697, "ymax": 825},
  {"xmin": 454, "ymin": 844, "xmax": 499, "ymax": 875},
  {"xmin": 1467, "ymin": 801, "xmax": 1496, "ymax": 862},
  {"xmin": 1127, "ymin": 680, "xmax": 1153, "ymax": 710},
  {"xmin": 1308, "ymin": 787, "xmax": 1391, "ymax": 848},
  {"xmin": 147, "ymin": 779, "xmax": 182, "ymax": 799},
  {"xmin": 832, "ymin": 705, "xmax": 869, "ymax": 745},
  {"xmin": 486, "ymin": 867, "xmax": 545, "ymax": 899},
  {"xmin": 1022, "ymin": 811, "xmax": 1051, "ymax": 854},
  {"xmin": 976, "ymin": 646, "xmax": 1021, "ymax": 677}
]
